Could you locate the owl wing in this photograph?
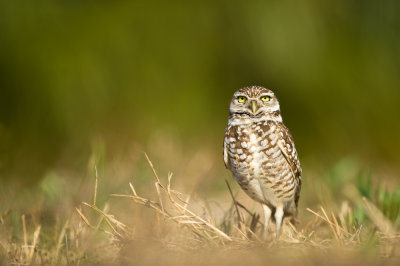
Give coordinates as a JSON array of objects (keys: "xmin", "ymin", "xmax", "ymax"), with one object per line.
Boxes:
[
  {"xmin": 276, "ymin": 123, "xmax": 302, "ymax": 208},
  {"xmin": 223, "ymin": 126, "xmax": 231, "ymax": 170}
]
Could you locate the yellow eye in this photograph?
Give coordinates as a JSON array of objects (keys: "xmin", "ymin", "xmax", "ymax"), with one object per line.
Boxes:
[
  {"xmin": 237, "ymin": 96, "xmax": 247, "ymax": 103},
  {"xmin": 261, "ymin": 96, "xmax": 271, "ymax": 102}
]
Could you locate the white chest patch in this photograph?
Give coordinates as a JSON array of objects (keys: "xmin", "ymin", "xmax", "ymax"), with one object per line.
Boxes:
[
  {"xmin": 234, "ymin": 128, "xmax": 280, "ymax": 206},
  {"xmin": 247, "ymin": 133, "xmax": 263, "ymax": 173}
]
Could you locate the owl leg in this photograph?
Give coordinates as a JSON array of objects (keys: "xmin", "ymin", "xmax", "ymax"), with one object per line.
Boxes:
[
  {"xmin": 262, "ymin": 204, "xmax": 272, "ymax": 239},
  {"xmin": 275, "ymin": 202, "xmax": 284, "ymax": 239}
]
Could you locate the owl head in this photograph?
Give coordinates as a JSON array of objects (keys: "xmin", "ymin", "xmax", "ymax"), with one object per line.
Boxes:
[{"xmin": 229, "ymin": 86, "xmax": 282, "ymax": 121}]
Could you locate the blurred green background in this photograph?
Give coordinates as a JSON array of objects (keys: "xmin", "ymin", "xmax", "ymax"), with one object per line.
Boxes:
[{"xmin": 1, "ymin": 0, "xmax": 400, "ymax": 183}]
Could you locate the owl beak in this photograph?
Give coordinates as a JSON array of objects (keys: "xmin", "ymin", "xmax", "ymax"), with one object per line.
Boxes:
[{"xmin": 251, "ymin": 100, "xmax": 258, "ymax": 114}]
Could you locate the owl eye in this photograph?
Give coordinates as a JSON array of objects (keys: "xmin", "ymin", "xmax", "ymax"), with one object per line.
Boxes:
[
  {"xmin": 261, "ymin": 96, "xmax": 271, "ymax": 102},
  {"xmin": 237, "ymin": 96, "xmax": 247, "ymax": 103}
]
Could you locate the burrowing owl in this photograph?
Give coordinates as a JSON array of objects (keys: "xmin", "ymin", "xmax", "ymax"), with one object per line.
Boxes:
[{"xmin": 223, "ymin": 86, "xmax": 302, "ymax": 238}]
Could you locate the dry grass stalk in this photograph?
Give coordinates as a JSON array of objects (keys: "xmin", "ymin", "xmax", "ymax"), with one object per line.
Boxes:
[
  {"xmin": 67, "ymin": 155, "xmax": 399, "ymax": 263},
  {"xmin": 21, "ymin": 214, "xmax": 29, "ymax": 261},
  {"xmin": 320, "ymin": 207, "xmax": 340, "ymax": 241},
  {"xmin": 307, "ymin": 207, "xmax": 352, "ymax": 243},
  {"xmin": 81, "ymin": 202, "xmax": 129, "ymax": 237},
  {"xmin": 76, "ymin": 207, "xmax": 96, "ymax": 230},
  {"xmin": 225, "ymin": 179, "xmax": 243, "ymax": 229},
  {"xmin": 0, "ymin": 209, "xmax": 11, "ymax": 224},
  {"xmin": 17, "ymin": 215, "xmax": 41, "ymax": 265},
  {"xmin": 54, "ymin": 220, "xmax": 69, "ymax": 264},
  {"xmin": 76, "ymin": 166, "xmax": 130, "ymax": 242},
  {"xmin": 112, "ymin": 153, "xmax": 232, "ymax": 242},
  {"xmin": 94, "ymin": 164, "xmax": 99, "ymax": 206},
  {"xmin": 29, "ymin": 226, "xmax": 41, "ymax": 262},
  {"xmin": 21, "ymin": 215, "xmax": 27, "ymax": 248}
]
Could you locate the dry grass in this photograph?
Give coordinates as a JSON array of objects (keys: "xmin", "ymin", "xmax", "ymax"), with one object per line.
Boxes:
[{"xmin": 1, "ymin": 153, "xmax": 400, "ymax": 265}]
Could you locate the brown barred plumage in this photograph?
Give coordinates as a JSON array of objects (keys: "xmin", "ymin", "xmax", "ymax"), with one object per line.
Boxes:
[{"xmin": 223, "ymin": 86, "xmax": 302, "ymax": 238}]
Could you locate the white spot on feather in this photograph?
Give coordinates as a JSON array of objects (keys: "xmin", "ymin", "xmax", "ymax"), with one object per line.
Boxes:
[{"xmin": 266, "ymin": 148, "xmax": 275, "ymax": 155}]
